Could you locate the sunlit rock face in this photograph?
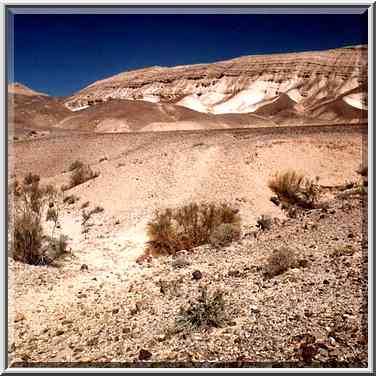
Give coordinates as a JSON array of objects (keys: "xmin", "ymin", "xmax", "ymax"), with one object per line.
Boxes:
[{"xmin": 65, "ymin": 45, "xmax": 367, "ymax": 123}]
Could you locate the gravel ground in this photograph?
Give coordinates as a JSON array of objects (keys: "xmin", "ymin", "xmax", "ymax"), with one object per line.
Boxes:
[{"xmin": 8, "ymin": 187, "xmax": 368, "ymax": 368}]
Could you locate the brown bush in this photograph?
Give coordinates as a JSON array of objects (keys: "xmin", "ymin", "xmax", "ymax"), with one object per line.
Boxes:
[
  {"xmin": 68, "ymin": 160, "xmax": 84, "ymax": 172},
  {"xmin": 209, "ymin": 223, "xmax": 241, "ymax": 248},
  {"xmin": 12, "ymin": 176, "xmax": 66, "ymax": 265},
  {"xmin": 356, "ymin": 164, "xmax": 368, "ymax": 177},
  {"xmin": 146, "ymin": 202, "xmax": 241, "ymax": 256},
  {"xmin": 264, "ymin": 247, "xmax": 297, "ymax": 278},
  {"xmin": 23, "ymin": 172, "xmax": 40, "ymax": 186},
  {"xmin": 69, "ymin": 164, "xmax": 99, "ymax": 189},
  {"xmin": 268, "ymin": 170, "xmax": 319, "ymax": 209}
]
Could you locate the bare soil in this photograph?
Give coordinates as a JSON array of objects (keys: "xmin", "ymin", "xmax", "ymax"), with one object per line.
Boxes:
[{"xmin": 8, "ymin": 124, "xmax": 368, "ymax": 368}]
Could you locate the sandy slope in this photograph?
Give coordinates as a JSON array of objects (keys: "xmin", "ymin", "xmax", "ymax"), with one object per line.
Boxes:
[
  {"xmin": 12, "ymin": 125, "xmax": 366, "ymax": 253},
  {"xmin": 8, "ymin": 124, "xmax": 367, "ymax": 367}
]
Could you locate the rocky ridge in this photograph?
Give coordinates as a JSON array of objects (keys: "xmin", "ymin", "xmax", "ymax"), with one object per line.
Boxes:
[{"xmin": 65, "ymin": 45, "xmax": 368, "ymax": 123}]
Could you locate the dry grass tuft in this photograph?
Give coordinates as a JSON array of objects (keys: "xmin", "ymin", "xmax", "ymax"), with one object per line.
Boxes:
[
  {"xmin": 264, "ymin": 247, "xmax": 297, "ymax": 278},
  {"xmin": 268, "ymin": 170, "xmax": 320, "ymax": 209},
  {"xmin": 146, "ymin": 202, "xmax": 241, "ymax": 256},
  {"xmin": 68, "ymin": 163, "xmax": 99, "ymax": 189},
  {"xmin": 209, "ymin": 223, "xmax": 241, "ymax": 248},
  {"xmin": 68, "ymin": 160, "xmax": 84, "ymax": 172},
  {"xmin": 12, "ymin": 175, "xmax": 66, "ymax": 265}
]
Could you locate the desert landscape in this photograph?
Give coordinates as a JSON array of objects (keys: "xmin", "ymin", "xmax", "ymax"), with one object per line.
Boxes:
[{"xmin": 8, "ymin": 43, "xmax": 368, "ymax": 367}]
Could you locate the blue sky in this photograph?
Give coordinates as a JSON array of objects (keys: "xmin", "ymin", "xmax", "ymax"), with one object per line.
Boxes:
[{"xmin": 11, "ymin": 13, "xmax": 367, "ymax": 97}]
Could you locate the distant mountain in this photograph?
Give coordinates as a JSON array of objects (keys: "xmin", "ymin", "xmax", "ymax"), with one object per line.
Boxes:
[
  {"xmin": 9, "ymin": 45, "xmax": 368, "ymax": 137},
  {"xmin": 8, "ymin": 82, "xmax": 48, "ymax": 97},
  {"xmin": 65, "ymin": 45, "xmax": 368, "ymax": 124}
]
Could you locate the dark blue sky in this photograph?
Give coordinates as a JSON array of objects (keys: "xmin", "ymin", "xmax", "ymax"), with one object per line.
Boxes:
[{"xmin": 11, "ymin": 13, "xmax": 367, "ymax": 97}]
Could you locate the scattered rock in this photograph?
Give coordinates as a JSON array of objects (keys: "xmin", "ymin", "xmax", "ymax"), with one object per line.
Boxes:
[
  {"xmin": 138, "ymin": 349, "xmax": 152, "ymax": 361},
  {"xmin": 80, "ymin": 264, "xmax": 89, "ymax": 272},
  {"xmin": 270, "ymin": 196, "xmax": 280, "ymax": 206},
  {"xmin": 55, "ymin": 329, "xmax": 64, "ymax": 336},
  {"xmin": 192, "ymin": 270, "xmax": 203, "ymax": 280}
]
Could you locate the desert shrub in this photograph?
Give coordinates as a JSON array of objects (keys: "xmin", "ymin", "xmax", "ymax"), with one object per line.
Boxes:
[
  {"xmin": 331, "ymin": 244, "xmax": 355, "ymax": 257},
  {"xmin": 46, "ymin": 207, "xmax": 58, "ymax": 223},
  {"xmin": 68, "ymin": 160, "xmax": 84, "ymax": 172},
  {"xmin": 12, "ymin": 176, "xmax": 65, "ymax": 265},
  {"xmin": 356, "ymin": 164, "xmax": 368, "ymax": 177},
  {"xmin": 176, "ymin": 287, "xmax": 226, "ymax": 329},
  {"xmin": 256, "ymin": 214, "xmax": 272, "ymax": 231},
  {"xmin": 63, "ymin": 194, "xmax": 79, "ymax": 205},
  {"xmin": 69, "ymin": 164, "xmax": 99, "ymax": 189},
  {"xmin": 146, "ymin": 202, "xmax": 241, "ymax": 256},
  {"xmin": 336, "ymin": 182, "xmax": 366, "ymax": 199},
  {"xmin": 209, "ymin": 223, "xmax": 241, "ymax": 248},
  {"xmin": 268, "ymin": 170, "xmax": 320, "ymax": 209},
  {"xmin": 264, "ymin": 247, "xmax": 297, "ymax": 278},
  {"xmin": 91, "ymin": 206, "xmax": 104, "ymax": 214},
  {"xmin": 339, "ymin": 181, "xmax": 356, "ymax": 191},
  {"xmin": 81, "ymin": 201, "xmax": 90, "ymax": 209},
  {"xmin": 81, "ymin": 206, "xmax": 104, "ymax": 236},
  {"xmin": 23, "ymin": 172, "xmax": 40, "ymax": 186}
]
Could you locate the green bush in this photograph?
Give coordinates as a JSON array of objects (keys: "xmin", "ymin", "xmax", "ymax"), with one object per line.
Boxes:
[{"xmin": 176, "ymin": 287, "xmax": 226, "ymax": 329}]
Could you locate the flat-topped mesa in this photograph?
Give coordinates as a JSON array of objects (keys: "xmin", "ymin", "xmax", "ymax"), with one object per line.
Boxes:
[{"xmin": 65, "ymin": 45, "xmax": 368, "ymax": 119}]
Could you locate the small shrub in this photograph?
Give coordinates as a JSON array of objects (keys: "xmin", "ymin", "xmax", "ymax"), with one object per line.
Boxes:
[
  {"xmin": 339, "ymin": 181, "xmax": 355, "ymax": 191},
  {"xmin": 336, "ymin": 182, "xmax": 366, "ymax": 199},
  {"xmin": 356, "ymin": 164, "xmax": 368, "ymax": 177},
  {"xmin": 46, "ymin": 207, "xmax": 58, "ymax": 223},
  {"xmin": 69, "ymin": 164, "xmax": 99, "ymax": 189},
  {"xmin": 81, "ymin": 206, "xmax": 104, "ymax": 236},
  {"xmin": 176, "ymin": 287, "xmax": 226, "ymax": 329},
  {"xmin": 331, "ymin": 244, "xmax": 355, "ymax": 257},
  {"xmin": 146, "ymin": 202, "xmax": 241, "ymax": 256},
  {"xmin": 12, "ymin": 176, "xmax": 65, "ymax": 265},
  {"xmin": 91, "ymin": 206, "xmax": 104, "ymax": 214},
  {"xmin": 68, "ymin": 160, "xmax": 84, "ymax": 172},
  {"xmin": 264, "ymin": 247, "xmax": 297, "ymax": 278},
  {"xmin": 268, "ymin": 170, "xmax": 320, "ymax": 209},
  {"xmin": 209, "ymin": 223, "xmax": 241, "ymax": 248},
  {"xmin": 23, "ymin": 172, "xmax": 40, "ymax": 186},
  {"xmin": 13, "ymin": 210, "xmax": 44, "ymax": 264},
  {"xmin": 63, "ymin": 194, "xmax": 79, "ymax": 205},
  {"xmin": 256, "ymin": 214, "xmax": 272, "ymax": 231},
  {"xmin": 81, "ymin": 201, "xmax": 90, "ymax": 209}
]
